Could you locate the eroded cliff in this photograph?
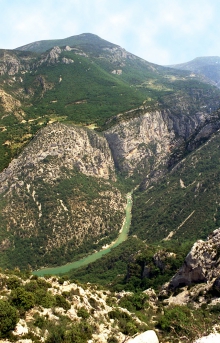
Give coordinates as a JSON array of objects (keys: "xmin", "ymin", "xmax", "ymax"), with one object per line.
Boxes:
[{"xmin": 0, "ymin": 123, "xmax": 125, "ymax": 269}]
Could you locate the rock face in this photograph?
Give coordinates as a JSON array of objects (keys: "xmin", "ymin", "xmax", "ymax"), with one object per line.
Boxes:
[
  {"xmin": 0, "ymin": 123, "xmax": 126, "ymax": 269},
  {"xmin": 126, "ymin": 330, "xmax": 159, "ymax": 343},
  {"xmin": 105, "ymin": 110, "xmax": 174, "ymax": 176},
  {"xmin": 0, "ymin": 50, "xmax": 35, "ymax": 75},
  {"xmin": 0, "ymin": 122, "xmax": 115, "ymax": 194},
  {"xmin": 169, "ymin": 229, "xmax": 220, "ymax": 288},
  {"xmin": 105, "ymin": 105, "xmax": 218, "ymax": 180}
]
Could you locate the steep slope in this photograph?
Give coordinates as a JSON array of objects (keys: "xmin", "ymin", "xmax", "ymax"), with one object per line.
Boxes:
[
  {"xmin": 1, "ymin": 93, "xmax": 220, "ymax": 269},
  {"xmin": 169, "ymin": 56, "xmax": 220, "ymax": 88},
  {"xmin": 1, "ymin": 33, "xmax": 220, "ymax": 173},
  {"xmin": 1, "ymin": 34, "xmax": 220, "ymax": 271},
  {"xmin": 0, "ymin": 122, "xmax": 126, "ymax": 269},
  {"xmin": 0, "ymin": 270, "xmax": 152, "ymax": 343},
  {"xmin": 168, "ymin": 228, "xmax": 220, "ymax": 288},
  {"xmin": 131, "ymin": 123, "xmax": 220, "ymax": 244},
  {"xmin": 104, "ymin": 91, "xmax": 220, "ymax": 180}
]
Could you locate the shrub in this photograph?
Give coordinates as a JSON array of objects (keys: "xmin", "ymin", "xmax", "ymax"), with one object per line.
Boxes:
[
  {"xmin": 108, "ymin": 309, "xmax": 138, "ymax": 335},
  {"xmin": 107, "ymin": 337, "xmax": 119, "ymax": 343},
  {"xmin": 10, "ymin": 287, "xmax": 35, "ymax": 311},
  {"xmin": 77, "ymin": 307, "xmax": 90, "ymax": 319},
  {"xmin": 33, "ymin": 314, "xmax": 46, "ymax": 329},
  {"xmin": 157, "ymin": 305, "xmax": 192, "ymax": 334},
  {"xmin": 88, "ymin": 296, "xmax": 98, "ymax": 309},
  {"xmin": 209, "ymin": 303, "xmax": 220, "ymax": 313},
  {"xmin": 35, "ymin": 289, "xmax": 55, "ymax": 308},
  {"xmin": 0, "ymin": 300, "xmax": 18, "ymax": 338},
  {"xmin": 45, "ymin": 321, "xmax": 93, "ymax": 343},
  {"xmin": 119, "ymin": 293, "xmax": 149, "ymax": 312},
  {"xmin": 55, "ymin": 294, "xmax": 70, "ymax": 311},
  {"xmin": 6, "ymin": 276, "xmax": 22, "ymax": 290}
]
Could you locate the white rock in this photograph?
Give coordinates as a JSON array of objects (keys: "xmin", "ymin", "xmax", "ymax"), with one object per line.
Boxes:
[
  {"xmin": 194, "ymin": 333, "xmax": 220, "ymax": 343},
  {"xmin": 126, "ymin": 330, "xmax": 159, "ymax": 343},
  {"xmin": 13, "ymin": 320, "xmax": 28, "ymax": 336}
]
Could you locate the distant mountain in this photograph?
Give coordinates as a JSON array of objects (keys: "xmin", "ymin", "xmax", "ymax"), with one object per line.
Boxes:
[{"xmin": 168, "ymin": 56, "xmax": 220, "ymax": 88}]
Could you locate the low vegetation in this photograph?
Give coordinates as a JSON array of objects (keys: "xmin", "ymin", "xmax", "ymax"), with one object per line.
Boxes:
[{"xmin": 0, "ymin": 269, "xmax": 219, "ymax": 343}]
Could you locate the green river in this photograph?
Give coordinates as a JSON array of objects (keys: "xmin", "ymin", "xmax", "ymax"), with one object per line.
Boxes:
[{"xmin": 33, "ymin": 192, "xmax": 132, "ymax": 276}]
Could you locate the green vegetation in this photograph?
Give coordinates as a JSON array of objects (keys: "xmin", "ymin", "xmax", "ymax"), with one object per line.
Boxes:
[
  {"xmin": 77, "ymin": 307, "xmax": 90, "ymax": 319},
  {"xmin": 68, "ymin": 236, "xmax": 191, "ymax": 292},
  {"xmin": 131, "ymin": 130, "xmax": 220, "ymax": 244},
  {"xmin": 157, "ymin": 305, "xmax": 218, "ymax": 342},
  {"xmin": 0, "ymin": 269, "xmax": 220, "ymax": 342},
  {"xmin": 45, "ymin": 321, "xmax": 93, "ymax": 343},
  {"xmin": 0, "ymin": 300, "xmax": 18, "ymax": 338},
  {"xmin": 108, "ymin": 309, "xmax": 141, "ymax": 336},
  {"xmin": 1, "ymin": 33, "xmax": 220, "ymax": 173},
  {"xmin": 1, "ymin": 167, "xmax": 125, "ymax": 270}
]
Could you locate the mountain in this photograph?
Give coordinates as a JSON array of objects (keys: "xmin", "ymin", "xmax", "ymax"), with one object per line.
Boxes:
[
  {"xmin": 1, "ymin": 33, "xmax": 219, "ymax": 171},
  {"xmin": 2, "ymin": 33, "xmax": 220, "ymax": 343},
  {"xmin": 1, "ymin": 34, "xmax": 220, "ymax": 271},
  {"xmin": 168, "ymin": 56, "xmax": 220, "ymax": 88},
  {"xmin": 130, "ymin": 108, "xmax": 220, "ymax": 245},
  {"xmin": 15, "ymin": 33, "xmax": 118, "ymax": 53},
  {"xmin": 0, "ymin": 122, "xmax": 127, "ymax": 269}
]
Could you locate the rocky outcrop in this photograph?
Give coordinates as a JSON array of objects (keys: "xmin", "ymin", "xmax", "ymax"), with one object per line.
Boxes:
[
  {"xmin": 103, "ymin": 46, "xmax": 137, "ymax": 63},
  {"xmin": 126, "ymin": 330, "xmax": 159, "ymax": 343},
  {"xmin": 38, "ymin": 46, "xmax": 62, "ymax": 65},
  {"xmin": 0, "ymin": 89, "xmax": 22, "ymax": 113},
  {"xmin": 104, "ymin": 106, "xmax": 215, "ymax": 179},
  {"xmin": 0, "ymin": 272, "xmax": 152, "ymax": 343},
  {"xmin": 105, "ymin": 110, "xmax": 175, "ymax": 176},
  {"xmin": 194, "ymin": 333, "xmax": 220, "ymax": 343},
  {"xmin": 0, "ymin": 122, "xmax": 126, "ymax": 269},
  {"xmin": 168, "ymin": 229, "xmax": 220, "ymax": 288},
  {"xmin": 0, "ymin": 51, "xmax": 34, "ymax": 75},
  {"xmin": 0, "ymin": 122, "xmax": 116, "ymax": 194}
]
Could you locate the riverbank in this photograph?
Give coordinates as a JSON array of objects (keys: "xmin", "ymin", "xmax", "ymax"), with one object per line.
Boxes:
[{"xmin": 33, "ymin": 192, "xmax": 132, "ymax": 276}]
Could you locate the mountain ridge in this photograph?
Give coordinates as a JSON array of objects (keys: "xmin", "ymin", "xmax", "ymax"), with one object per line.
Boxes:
[
  {"xmin": 1, "ymin": 33, "xmax": 220, "ymax": 272},
  {"xmin": 14, "ymin": 33, "xmax": 119, "ymax": 53},
  {"xmin": 1, "ymin": 33, "xmax": 220, "ymax": 343},
  {"xmin": 168, "ymin": 56, "xmax": 220, "ymax": 88}
]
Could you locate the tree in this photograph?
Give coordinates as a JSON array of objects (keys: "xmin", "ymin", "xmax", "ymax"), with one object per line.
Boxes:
[
  {"xmin": 0, "ymin": 300, "xmax": 18, "ymax": 338},
  {"xmin": 10, "ymin": 287, "xmax": 35, "ymax": 311}
]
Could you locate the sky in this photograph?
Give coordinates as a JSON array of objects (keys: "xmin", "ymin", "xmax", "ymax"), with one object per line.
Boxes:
[{"xmin": 0, "ymin": 0, "xmax": 220, "ymax": 65}]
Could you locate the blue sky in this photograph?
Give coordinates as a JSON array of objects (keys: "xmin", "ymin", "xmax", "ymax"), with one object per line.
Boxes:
[{"xmin": 1, "ymin": 0, "xmax": 220, "ymax": 65}]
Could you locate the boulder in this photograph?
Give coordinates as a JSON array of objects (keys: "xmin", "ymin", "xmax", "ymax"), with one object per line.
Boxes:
[
  {"xmin": 212, "ymin": 277, "xmax": 220, "ymax": 295},
  {"xmin": 126, "ymin": 330, "xmax": 159, "ymax": 343},
  {"xmin": 194, "ymin": 333, "xmax": 220, "ymax": 343}
]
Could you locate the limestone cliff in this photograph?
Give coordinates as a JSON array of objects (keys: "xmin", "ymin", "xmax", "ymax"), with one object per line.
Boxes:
[
  {"xmin": 0, "ymin": 122, "xmax": 115, "ymax": 194},
  {"xmin": 0, "ymin": 123, "xmax": 125, "ymax": 269},
  {"xmin": 104, "ymin": 101, "xmax": 219, "ymax": 183},
  {"xmin": 0, "ymin": 50, "xmax": 34, "ymax": 75},
  {"xmin": 169, "ymin": 229, "xmax": 220, "ymax": 288}
]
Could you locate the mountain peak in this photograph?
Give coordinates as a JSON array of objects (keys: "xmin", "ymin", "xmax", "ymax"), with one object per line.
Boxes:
[{"xmin": 15, "ymin": 33, "xmax": 118, "ymax": 53}]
